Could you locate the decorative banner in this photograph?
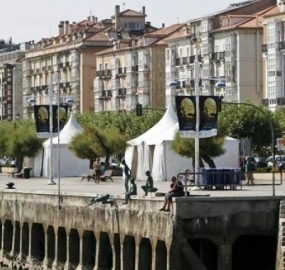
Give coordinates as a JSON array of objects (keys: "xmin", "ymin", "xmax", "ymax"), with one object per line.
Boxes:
[
  {"xmin": 34, "ymin": 105, "xmax": 69, "ymax": 138},
  {"xmin": 175, "ymin": 96, "xmax": 219, "ymax": 138},
  {"xmin": 175, "ymin": 96, "xmax": 196, "ymax": 138}
]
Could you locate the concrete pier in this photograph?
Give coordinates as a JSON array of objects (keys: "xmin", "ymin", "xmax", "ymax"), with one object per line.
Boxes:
[{"xmin": 0, "ymin": 173, "xmax": 283, "ymax": 269}]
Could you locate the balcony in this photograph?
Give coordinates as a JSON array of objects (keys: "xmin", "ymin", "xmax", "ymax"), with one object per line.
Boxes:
[
  {"xmin": 96, "ymin": 71, "xmax": 102, "ymax": 78},
  {"xmin": 143, "ymin": 64, "xmax": 149, "ymax": 70},
  {"xmin": 278, "ymin": 42, "xmax": 285, "ymax": 51},
  {"xmin": 105, "ymin": 70, "xmax": 112, "ymax": 78},
  {"xmin": 99, "ymin": 90, "xmax": 112, "ymax": 100},
  {"xmin": 117, "ymin": 88, "xmax": 126, "ymax": 98},
  {"xmin": 209, "ymin": 52, "xmax": 219, "ymax": 62},
  {"xmin": 261, "ymin": 99, "xmax": 269, "ymax": 106},
  {"xmin": 189, "ymin": 54, "xmax": 202, "ymax": 64},
  {"xmin": 262, "ymin": 44, "xmax": 268, "ymax": 53},
  {"xmin": 277, "ymin": 97, "xmax": 285, "ymax": 105},
  {"xmin": 117, "ymin": 67, "xmax": 127, "ymax": 76},
  {"xmin": 131, "ymin": 65, "xmax": 138, "ymax": 72},
  {"xmin": 219, "ymin": 51, "xmax": 225, "ymax": 60}
]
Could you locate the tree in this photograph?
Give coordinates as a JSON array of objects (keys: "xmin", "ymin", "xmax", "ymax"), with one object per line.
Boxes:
[
  {"xmin": 1, "ymin": 120, "xmax": 43, "ymax": 171},
  {"xmin": 77, "ymin": 110, "xmax": 164, "ymax": 140},
  {"xmin": 69, "ymin": 125, "xmax": 128, "ymax": 169},
  {"xmin": 171, "ymin": 117, "xmax": 228, "ymax": 168},
  {"xmin": 219, "ymin": 103, "xmax": 280, "ymax": 155}
]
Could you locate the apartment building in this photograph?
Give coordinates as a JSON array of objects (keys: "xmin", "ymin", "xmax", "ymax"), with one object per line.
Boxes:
[
  {"xmin": 262, "ymin": 0, "xmax": 285, "ymax": 111},
  {"xmin": 94, "ymin": 12, "xmax": 184, "ymax": 112},
  {"xmin": 164, "ymin": 0, "xmax": 276, "ymax": 107},
  {"xmin": 0, "ymin": 40, "xmax": 27, "ymax": 120},
  {"xmin": 22, "ymin": 16, "xmax": 114, "ymax": 118}
]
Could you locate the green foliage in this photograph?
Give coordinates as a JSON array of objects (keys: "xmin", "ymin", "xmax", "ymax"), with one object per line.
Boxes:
[
  {"xmin": 171, "ymin": 117, "xmax": 228, "ymax": 168},
  {"xmin": 0, "ymin": 120, "xmax": 42, "ymax": 170},
  {"xmin": 69, "ymin": 124, "xmax": 128, "ymax": 167},
  {"xmin": 76, "ymin": 110, "xmax": 164, "ymax": 139},
  {"xmin": 219, "ymin": 103, "xmax": 280, "ymax": 154}
]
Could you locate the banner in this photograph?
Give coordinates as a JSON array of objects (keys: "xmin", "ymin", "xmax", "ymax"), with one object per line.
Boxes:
[
  {"xmin": 175, "ymin": 96, "xmax": 219, "ymax": 138},
  {"xmin": 34, "ymin": 105, "xmax": 69, "ymax": 138}
]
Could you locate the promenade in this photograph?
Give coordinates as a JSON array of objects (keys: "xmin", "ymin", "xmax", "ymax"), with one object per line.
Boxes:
[{"xmin": 0, "ymin": 172, "xmax": 284, "ymax": 198}]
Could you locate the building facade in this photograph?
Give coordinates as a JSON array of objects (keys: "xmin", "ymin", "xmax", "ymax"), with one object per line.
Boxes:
[
  {"xmin": 22, "ymin": 17, "xmax": 114, "ymax": 119},
  {"xmin": 164, "ymin": 0, "xmax": 276, "ymax": 108},
  {"xmin": 94, "ymin": 18, "xmax": 184, "ymax": 112},
  {"xmin": 262, "ymin": 0, "xmax": 285, "ymax": 111},
  {"xmin": 0, "ymin": 40, "xmax": 27, "ymax": 120}
]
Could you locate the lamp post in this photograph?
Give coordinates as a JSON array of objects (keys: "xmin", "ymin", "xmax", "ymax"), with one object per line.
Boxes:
[
  {"xmin": 47, "ymin": 79, "xmax": 56, "ymax": 185},
  {"xmin": 192, "ymin": 49, "xmax": 201, "ymax": 190}
]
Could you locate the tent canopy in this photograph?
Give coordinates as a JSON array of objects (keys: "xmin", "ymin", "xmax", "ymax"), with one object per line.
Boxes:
[
  {"xmin": 128, "ymin": 104, "xmax": 178, "ymax": 146},
  {"xmin": 33, "ymin": 112, "xmax": 89, "ymax": 177},
  {"xmin": 43, "ymin": 112, "xmax": 83, "ymax": 146}
]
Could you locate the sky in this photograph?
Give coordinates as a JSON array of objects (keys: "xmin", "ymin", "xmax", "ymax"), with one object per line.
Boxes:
[{"xmin": 1, "ymin": 0, "xmax": 241, "ymax": 44}]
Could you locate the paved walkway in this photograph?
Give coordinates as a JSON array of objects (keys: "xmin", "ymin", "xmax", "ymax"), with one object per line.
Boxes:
[{"xmin": 0, "ymin": 173, "xmax": 284, "ymax": 198}]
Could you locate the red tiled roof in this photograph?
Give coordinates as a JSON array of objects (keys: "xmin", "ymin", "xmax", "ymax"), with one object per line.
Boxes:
[{"xmin": 214, "ymin": 5, "xmax": 278, "ymax": 32}]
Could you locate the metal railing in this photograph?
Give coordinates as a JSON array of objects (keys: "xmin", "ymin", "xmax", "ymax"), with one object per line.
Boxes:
[{"xmin": 177, "ymin": 169, "xmax": 282, "ymax": 197}]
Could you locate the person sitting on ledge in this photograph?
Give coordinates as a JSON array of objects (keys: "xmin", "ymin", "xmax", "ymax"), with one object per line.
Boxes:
[
  {"xmin": 123, "ymin": 178, "xmax": 137, "ymax": 204},
  {"xmin": 159, "ymin": 176, "xmax": 184, "ymax": 212},
  {"xmin": 141, "ymin": 170, "xmax": 157, "ymax": 196}
]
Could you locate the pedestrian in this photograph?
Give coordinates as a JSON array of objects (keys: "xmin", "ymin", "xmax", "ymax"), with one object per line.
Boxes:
[
  {"xmin": 245, "ymin": 157, "xmax": 255, "ymax": 185},
  {"xmin": 123, "ymin": 178, "xmax": 137, "ymax": 204},
  {"xmin": 93, "ymin": 158, "xmax": 101, "ymax": 184},
  {"xmin": 122, "ymin": 159, "xmax": 131, "ymax": 193},
  {"xmin": 159, "ymin": 176, "xmax": 184, "ymax": 212}
]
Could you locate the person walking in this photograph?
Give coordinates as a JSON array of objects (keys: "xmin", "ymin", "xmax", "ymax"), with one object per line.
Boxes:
[
  {"xmin": 245, "ymin": 157, "xmax": 255, "ymax": 185},
  {"xmin": 122, "ymin": 160, "xmax": 131, "ymax": 193}
]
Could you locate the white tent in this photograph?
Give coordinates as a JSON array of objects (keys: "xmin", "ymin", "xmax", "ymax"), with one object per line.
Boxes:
[
  {"xmin": 125, "ymin": 104, "xmax": 178, "ymax": 180},
  {"xmin": 125, "ymin": 112, "xmax": 239, "ymax": 181},
  {"xmin": 145, "ymin": 122, "xmax": 239, "ymax": 181},
  {"xmin": 33, "ymin": 112, "xmax": 89, "ymax": 177}
]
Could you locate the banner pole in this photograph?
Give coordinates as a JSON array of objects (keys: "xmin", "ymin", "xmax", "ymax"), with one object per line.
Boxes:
[
  {"xmin": 47, "ymin": 78, "xmax": 56, "ymax": 185},
  {"xmin": 192, "ymin": 48, "xmax": 201, "ymax": 190}
]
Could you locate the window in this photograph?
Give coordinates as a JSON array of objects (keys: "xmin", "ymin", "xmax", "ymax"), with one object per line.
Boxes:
[
  {"xmin": 125, "ymin": 22, "xmax": 141, "ymax": 30},
  {"xmin": 166, "ymin": 49, "xmax": 170, "ymax": 61}
]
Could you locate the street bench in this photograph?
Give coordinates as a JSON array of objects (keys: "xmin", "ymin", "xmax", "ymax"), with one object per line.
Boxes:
[{"xmin": 100, "ymin": 170, "xmax": 114, "ymax": 182}]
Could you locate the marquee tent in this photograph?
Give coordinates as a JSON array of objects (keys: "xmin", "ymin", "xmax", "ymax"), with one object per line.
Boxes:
[
  {"xmin": 126, "ymin": 112, "xmax": 239, "ymax": 181},
  {"xmin": 145, "ymin": 122, "xmax": 239, "ymax": 181},
  {"xmin": 125, "ymin": 104, "xmax": 178, "ymax": 180},
  {"xmin": 33, "ymin": 112, "xmax": 89, "ymax": 177}
]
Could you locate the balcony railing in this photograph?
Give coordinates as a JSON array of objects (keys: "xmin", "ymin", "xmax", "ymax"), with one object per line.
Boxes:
[
  {"xmin": 262, "ymin": 44, "xmax": 268, "ymax": 53},
  {"xmin": 99, "ymin": 90, "xmax": 112, "ymax": 99},
  {"xmin": 117, "ymin": 88, "xmax": 126, "ymax": 97},
  {"xmin": 278, "ymin": 42, "xmax": 285, "ymax": 50},
  {"xmin": 117, "ymin": 67, "xmax": 127, "ymax": 75},
  {"xmin": 131, "ymin": 65, "xmax": 138, "ymax": 72}
]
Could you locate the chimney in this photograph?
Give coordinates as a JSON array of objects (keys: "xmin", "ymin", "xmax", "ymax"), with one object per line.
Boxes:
[
  {"xmin": 64, "ymin": 21, "xmax": 69, "ymax": 35},
  {"xmin": 115, "ymin": 5, "xmax": 120, "ymax": 30},
  {"xmin": 58, "ymin": 22, "xmax": 64, "ymax": 35},
  {"xmin": 162, "ymin": 23, "xmax": 165, "ymax": 28},
  {"xmin": 142, "ymin": 6, "xmax": 145, "ymax": 14}
]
